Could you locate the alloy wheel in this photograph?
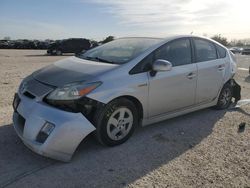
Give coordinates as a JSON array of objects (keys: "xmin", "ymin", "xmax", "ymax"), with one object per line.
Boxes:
[{"xmin": 107, "ymin": 107, "xmax": 133, "ymax": 141}]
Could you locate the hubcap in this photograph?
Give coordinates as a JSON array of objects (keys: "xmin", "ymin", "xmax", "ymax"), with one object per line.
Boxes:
[
  {"xmin": 220, "ymin": 88, "xmax": 231, "ymax": 106},
  {"xmin": 107, "ymin": 107, "xmax": 133, "ymax": 141}
]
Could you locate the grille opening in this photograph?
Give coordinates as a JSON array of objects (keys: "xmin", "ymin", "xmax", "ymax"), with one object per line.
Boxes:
[
  {"xmin": 17, "ymin": 113, "xmax": 25, "ymax": 133},
  {"xmin": 23, "ymin": 91, "xmax": 35, "ymax": 99}
]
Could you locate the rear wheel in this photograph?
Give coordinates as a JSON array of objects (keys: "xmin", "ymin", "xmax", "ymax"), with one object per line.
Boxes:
[
  {"xmin": 93, "ymin": 98, "xmax": 138, "ymax": 146},
  {"xmin": 56, "ymin": 50, "xmax": 62, "ymax": 55},
  {"xmin": 215, "ymin": 84, "xmax": 232, "ymax": 109}
]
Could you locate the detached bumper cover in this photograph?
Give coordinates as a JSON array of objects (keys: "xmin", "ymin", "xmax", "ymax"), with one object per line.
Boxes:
[{"xmin": 13, "ymin": 93, "xmax": 96, "ymax": 162}]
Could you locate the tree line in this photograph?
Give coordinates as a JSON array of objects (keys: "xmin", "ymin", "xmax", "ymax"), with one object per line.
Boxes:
[
  {"xmin": 0, "ymin": 36, "xmax": 115, "ymax": 49},
  {"xmin": 1, "ymin": 35, "xmax": 249, "ymax": 49},
  {"xmin": 211, "ymin": 34, "xmax": 250, "ymax": 47}
]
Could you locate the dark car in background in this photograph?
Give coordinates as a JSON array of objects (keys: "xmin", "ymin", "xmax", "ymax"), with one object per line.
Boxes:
[
  {"xmin": 229, "ymin": 47, "xmax": 242, "ymax": 54},
  {"xmin": 47, "ymin": 38, "xmax": 91, "ymax": 55},
  {"xmin": 242, "ymin": 48, "xmax": 250, "ymax": 55}
]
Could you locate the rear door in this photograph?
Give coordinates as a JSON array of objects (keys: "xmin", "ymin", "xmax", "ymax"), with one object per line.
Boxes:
[
  {"xmin": 148, "ymin": 38, "xmax": 197, "ymax": 117},
  {"xmin": 63, "ymin": 39, "xmax": 74, "ymax": 53},
  {"xmin": 193, "ymin": 38, "xmax": 225, "ymax": 104}
]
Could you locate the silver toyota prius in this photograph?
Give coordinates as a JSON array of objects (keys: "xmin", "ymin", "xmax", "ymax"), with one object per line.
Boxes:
[{"xmin": 13, "ymin": 35, "xmax": 239, "ymax": 161}]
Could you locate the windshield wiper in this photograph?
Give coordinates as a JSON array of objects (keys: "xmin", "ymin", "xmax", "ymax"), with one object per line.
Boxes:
[
  {"xmin": 85, "ymin": 56, "xmax": 115, "ymax": 64},
  {"xmin": 95, "ymin": 57, "xmax": 115, "ymax": 64}
]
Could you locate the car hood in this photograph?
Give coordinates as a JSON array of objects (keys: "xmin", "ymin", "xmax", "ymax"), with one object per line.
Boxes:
[{"xmin": 32, "ymin": 56, "xmax": 118, "ymax": 87}]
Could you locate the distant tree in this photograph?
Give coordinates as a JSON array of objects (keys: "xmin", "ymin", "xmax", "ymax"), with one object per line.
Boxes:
[
  {"xmin": 3, "ymin": 36, "xmax": 11, "ymax": 40},
  {"xmin": 211, "ymin": 34, "xmax": 228, "ymax": 46},
  {"xmin": 100, "ymin": 36, "xmax": 115, "ymax": 44},
  {"xmin": 89, "ymin": 39, "xmax": 99, "ymax": 48},
  {"xmin": 202, "ymin": 33, "xmax": 208, "ymax": 37},
  {"xmin": 236, "ymin": 40, "xmax": 244, "ymax": 47}
]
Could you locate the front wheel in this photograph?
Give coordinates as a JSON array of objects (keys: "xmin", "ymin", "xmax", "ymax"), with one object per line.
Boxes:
[
  {"xmin": 215, "ymin": 84, "xmax": 233, "ymax": 109},
  {"xmin": 93, "ymin": 98, "xmax": 138, "ymax": 146}
]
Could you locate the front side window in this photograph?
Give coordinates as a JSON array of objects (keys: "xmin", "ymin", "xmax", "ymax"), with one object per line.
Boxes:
[
  {"xmin": 130, "ymin": 38, "xmax": 192, "ymax": 74},
  {"xmin": 194, "ymin": 39, "xmax": 217, "ymax": 62},
  {"xmin": 154, "ymin": 39, "xmax": 192, "ymax": 66}
]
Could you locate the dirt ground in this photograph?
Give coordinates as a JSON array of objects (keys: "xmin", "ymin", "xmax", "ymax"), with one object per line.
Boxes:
[{"xmin": 0, "ymin": 50, "xmax": 249, "ymax": 188}]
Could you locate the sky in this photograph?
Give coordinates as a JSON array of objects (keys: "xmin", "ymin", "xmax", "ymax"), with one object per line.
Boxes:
[{"xmin": 0, "ymin": 0, "xmax": 249, "ymax": 40}]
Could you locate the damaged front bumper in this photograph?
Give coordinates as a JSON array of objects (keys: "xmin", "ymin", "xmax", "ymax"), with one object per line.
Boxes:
[
  {"xmin": 230, "ymin": 79, "xmax": 241, "ymax": 102},
  {"xmin": 12, "ymin": 93, "xmax": 96, "ymax": 162}
]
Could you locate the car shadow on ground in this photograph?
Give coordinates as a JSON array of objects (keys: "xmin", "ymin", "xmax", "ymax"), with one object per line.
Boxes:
[
  {"xmin": 0, "ymin": 108, "xmax": 226, "ymax": 187},
  {"xmin": 25, "ymin": 54, "xmax": 74, "ymax": 57}
]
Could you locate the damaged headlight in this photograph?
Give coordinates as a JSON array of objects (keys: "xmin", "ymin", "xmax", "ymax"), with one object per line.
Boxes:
[{"xmin": 46, "ymin": 81, "xmax": 102, "ymax": 101}]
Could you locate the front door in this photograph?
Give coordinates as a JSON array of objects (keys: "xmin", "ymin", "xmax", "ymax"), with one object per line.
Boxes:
[{"xmin": 148, "ymin": 38, "xmax": 197, "ymax": 117}]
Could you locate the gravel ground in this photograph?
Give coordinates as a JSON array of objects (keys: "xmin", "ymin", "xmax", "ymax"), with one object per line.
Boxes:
[{"xmin": 0, "ymin": 50, "xmax": 249, "ymax": 188}]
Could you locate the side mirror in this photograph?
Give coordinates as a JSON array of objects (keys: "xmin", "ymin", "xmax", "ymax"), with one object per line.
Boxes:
[
  {"xmin": 150, "ymin": 59, "xmax": 172, "ymax": 76},
  {"xmin": 153, "ymin": 59, "xmax": 172, "ymax": 71}
]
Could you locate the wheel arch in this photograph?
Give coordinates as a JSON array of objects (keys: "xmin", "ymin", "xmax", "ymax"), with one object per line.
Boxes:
[{"xmin": 109, "ymin": 95, "xmax": 144, "ymax": 122}]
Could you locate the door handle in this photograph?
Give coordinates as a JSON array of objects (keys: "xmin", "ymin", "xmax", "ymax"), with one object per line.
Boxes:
[
  {"xmin": 218, "ymin": 64, "xmax": 225, "ymax": 71},
  {"xmin": 187, "ymin": 72, "xmax": 196, "ymax": 79}
]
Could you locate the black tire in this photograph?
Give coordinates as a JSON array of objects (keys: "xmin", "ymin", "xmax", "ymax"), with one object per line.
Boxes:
[
  {"xmin": 93, "ymin": 98, "xmax": 138, "ymax": 146},
  {"xmin": 56, "ymin": 50, "xmax": 62, "ymax": 55},
  {"xmin": 215, "ymin": 83, "xmax": 233, "ymax": 110}
]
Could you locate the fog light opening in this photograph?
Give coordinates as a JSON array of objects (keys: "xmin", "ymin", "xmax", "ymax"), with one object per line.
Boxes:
[
  {"xmin": 36, "ymin": 122, "xmax": 55, "ymax": 143},
  {"xmin": 41, "ymin": 122, "xmax": 55, "ymax": 135}
]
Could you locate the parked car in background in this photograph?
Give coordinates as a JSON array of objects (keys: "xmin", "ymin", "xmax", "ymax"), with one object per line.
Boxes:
[
  {"xmin": 13, "ymin": 35, "xmax": 240, "ymax": 161},
  {"xmin": 241, "ymin": 48, "xmax": 250, "ymax": 55},
  {"xmin": 0, "ymin": 40, "xmax": 9, "ymax": 49},
  {"xmin": 229, "ymin": 47, "xmax": 242, "ymax": 54},
  {"xmin": 47, "ymin": 38, "xmax": 91, "ymax": 55}
]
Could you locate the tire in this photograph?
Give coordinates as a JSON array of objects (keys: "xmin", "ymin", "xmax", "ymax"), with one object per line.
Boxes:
[
  {"xmin": 56, "ymin": 50, "xmax": 62, "ymax": 55},
  {"xmin": 93, "ymin": 98, "xmax": 138, "ymax": 146},
  {"xmin": 215, "ymin": 83, "xmax": 233, "ymax": 109}
]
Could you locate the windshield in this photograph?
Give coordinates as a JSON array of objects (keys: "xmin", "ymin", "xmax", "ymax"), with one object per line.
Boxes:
[{"xmin": 78, "ymin": 38, "xmax": 162, "ymax": 64}]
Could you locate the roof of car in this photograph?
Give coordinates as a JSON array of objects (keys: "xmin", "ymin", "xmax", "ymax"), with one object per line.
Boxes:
[
  {"xmin": 118, "ymin": 35, "xmax": 220, "ymax": 44},
  {"xmin": 117, "ymin": 35, "xmax": 210, "ymax": 41}
]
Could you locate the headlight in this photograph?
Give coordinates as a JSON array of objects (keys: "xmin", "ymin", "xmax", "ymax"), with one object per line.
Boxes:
[{"xmin": 46, "ymin": 81, "xmax": 102, "ymax": 100}]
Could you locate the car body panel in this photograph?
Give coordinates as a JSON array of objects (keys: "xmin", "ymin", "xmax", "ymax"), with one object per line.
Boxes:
[
  {"xmin": 196, "ymin": 58, "xmax": 225, "ymax": 104},
  {"xmin": 33, "ymin": 56, "xmax": 118, "ymax": 87},
  {"xmin": 142, "ymin": 98, "xmax": 218, "ymax": 126},
  {"xmin": 13, "ymin": 92, "xmax": 96, "ymax": 162},
  {"xmin": 87, "ymin": 70, "xmax": 149, "ymax": 118},
  {"xmin": 148, "ymin": 63, "xmax": 197, "ymax": 117}
]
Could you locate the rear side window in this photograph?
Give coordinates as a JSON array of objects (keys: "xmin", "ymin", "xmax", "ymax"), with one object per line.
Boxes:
[
  {"xmin": 194, "ymin": 39, "xmax": 217, "ymax": 62},
  {"xmin": 155, "ymin": 38, "xmax": 192, "ymax": 66},
  {"xmin": 216, "ymin": 45, "xmax": 226, "ymax": 58}
]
